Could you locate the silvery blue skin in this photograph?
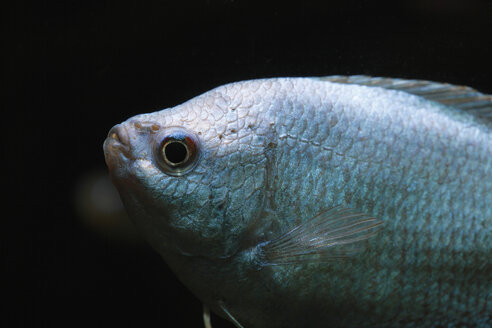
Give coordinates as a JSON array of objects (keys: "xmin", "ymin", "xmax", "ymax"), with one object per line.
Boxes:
[{"xmin": 104, "ymin": 77, "xmax": 492, "ymax": 327}]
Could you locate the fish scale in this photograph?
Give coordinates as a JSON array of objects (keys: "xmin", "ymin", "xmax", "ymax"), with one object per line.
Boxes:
[
  {"xmin": 244, "ymin": 79, "xmax": 489, "ymax": 326},
  {"xmin": 104, "ymin": 77, "xmax": 491, "ymax": 327}
]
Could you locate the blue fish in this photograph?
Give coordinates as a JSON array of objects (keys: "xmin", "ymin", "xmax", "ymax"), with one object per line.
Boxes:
[{"xmin": 104, "ymin": 76, "xmax": 492, "ymax": 327}]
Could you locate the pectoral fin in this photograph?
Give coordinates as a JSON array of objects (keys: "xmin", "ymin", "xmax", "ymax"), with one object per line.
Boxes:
[{"xmin": 259, "ymin": 206, "xmax": 383, "ymax": 266}]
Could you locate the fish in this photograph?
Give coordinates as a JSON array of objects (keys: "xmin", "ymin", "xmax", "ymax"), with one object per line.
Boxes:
[{"xmin": 103, "ymin": 76, "xmax": 492, "ymax": 327}]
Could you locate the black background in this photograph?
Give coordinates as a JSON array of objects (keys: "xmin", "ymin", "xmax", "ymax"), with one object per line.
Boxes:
[{"xmin": 4, "ymin": 1, "xmax": 492, "ymax": 327}]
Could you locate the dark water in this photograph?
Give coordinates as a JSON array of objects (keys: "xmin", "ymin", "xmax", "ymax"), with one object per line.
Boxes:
[{"xmin": 5, "ymin": 1, "xmax": 492, "ymax": 327}]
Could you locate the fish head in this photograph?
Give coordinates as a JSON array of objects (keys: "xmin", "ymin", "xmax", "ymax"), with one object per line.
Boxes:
[{"xmin": 103, "ymin": 82, "xmax": 274, "ymax": 260}]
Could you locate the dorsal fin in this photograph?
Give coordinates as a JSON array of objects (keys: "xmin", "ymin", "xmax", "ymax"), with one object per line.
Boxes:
[{"xmin": 318, "ymin": 75, "xmax": 492, "ymax": 121}]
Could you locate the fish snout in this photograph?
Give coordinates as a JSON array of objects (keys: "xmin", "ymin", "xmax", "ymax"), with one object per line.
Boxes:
[
  {"xmin": 108, "ymin": 124, "xmax": 131, "ymax": 144},
  {"xmin": 103, "ymin": 124, "xmax": 132, "ymax": 167}
]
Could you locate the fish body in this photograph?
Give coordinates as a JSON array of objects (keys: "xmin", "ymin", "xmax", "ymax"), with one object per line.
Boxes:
[{"xmin": 104, "ymin": 77, "xmax": 492, "ymax": 327}]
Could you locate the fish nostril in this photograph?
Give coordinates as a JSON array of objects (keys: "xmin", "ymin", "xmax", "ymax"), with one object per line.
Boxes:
[{"xmin": 109, "ymin": 130, "xmax": 120, "ymax": 142}]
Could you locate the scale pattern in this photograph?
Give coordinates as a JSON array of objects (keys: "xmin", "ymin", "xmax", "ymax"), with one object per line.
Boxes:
[
  {"xmin": 105, "ymin": 78, "xmax": 492, "ymax": 328},
  {"xmin": 212, "ymin": 78, "xmax": 492, "ymax": 327}
]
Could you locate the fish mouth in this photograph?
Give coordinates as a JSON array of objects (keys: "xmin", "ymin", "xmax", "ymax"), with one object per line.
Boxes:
[{"xmin": 103, "ymin": 124, "xmax": 132, "ymax": 167}]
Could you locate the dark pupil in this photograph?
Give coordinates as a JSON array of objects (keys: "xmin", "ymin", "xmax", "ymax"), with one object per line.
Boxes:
[{"xmin": 165, "ymin": 141, "xmax": 188, "ymax": 164}]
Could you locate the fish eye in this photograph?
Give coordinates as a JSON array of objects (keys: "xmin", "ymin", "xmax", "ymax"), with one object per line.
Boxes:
[{"xmin": 154, "ymin": 128, "xmax": 200, "ymax": 176}]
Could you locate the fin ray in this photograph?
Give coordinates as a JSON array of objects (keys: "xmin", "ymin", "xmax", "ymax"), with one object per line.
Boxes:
[
  {"xmin": 203, "ymin": 304, "xmax": 212, "ymax": 328},
  {"xmin": 218, "ymin": 301, "xmax": 244, "ymax": 328},
  {"xmin": 259, "ymin": 206, "xmax": 383, "ymax": 266}
]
